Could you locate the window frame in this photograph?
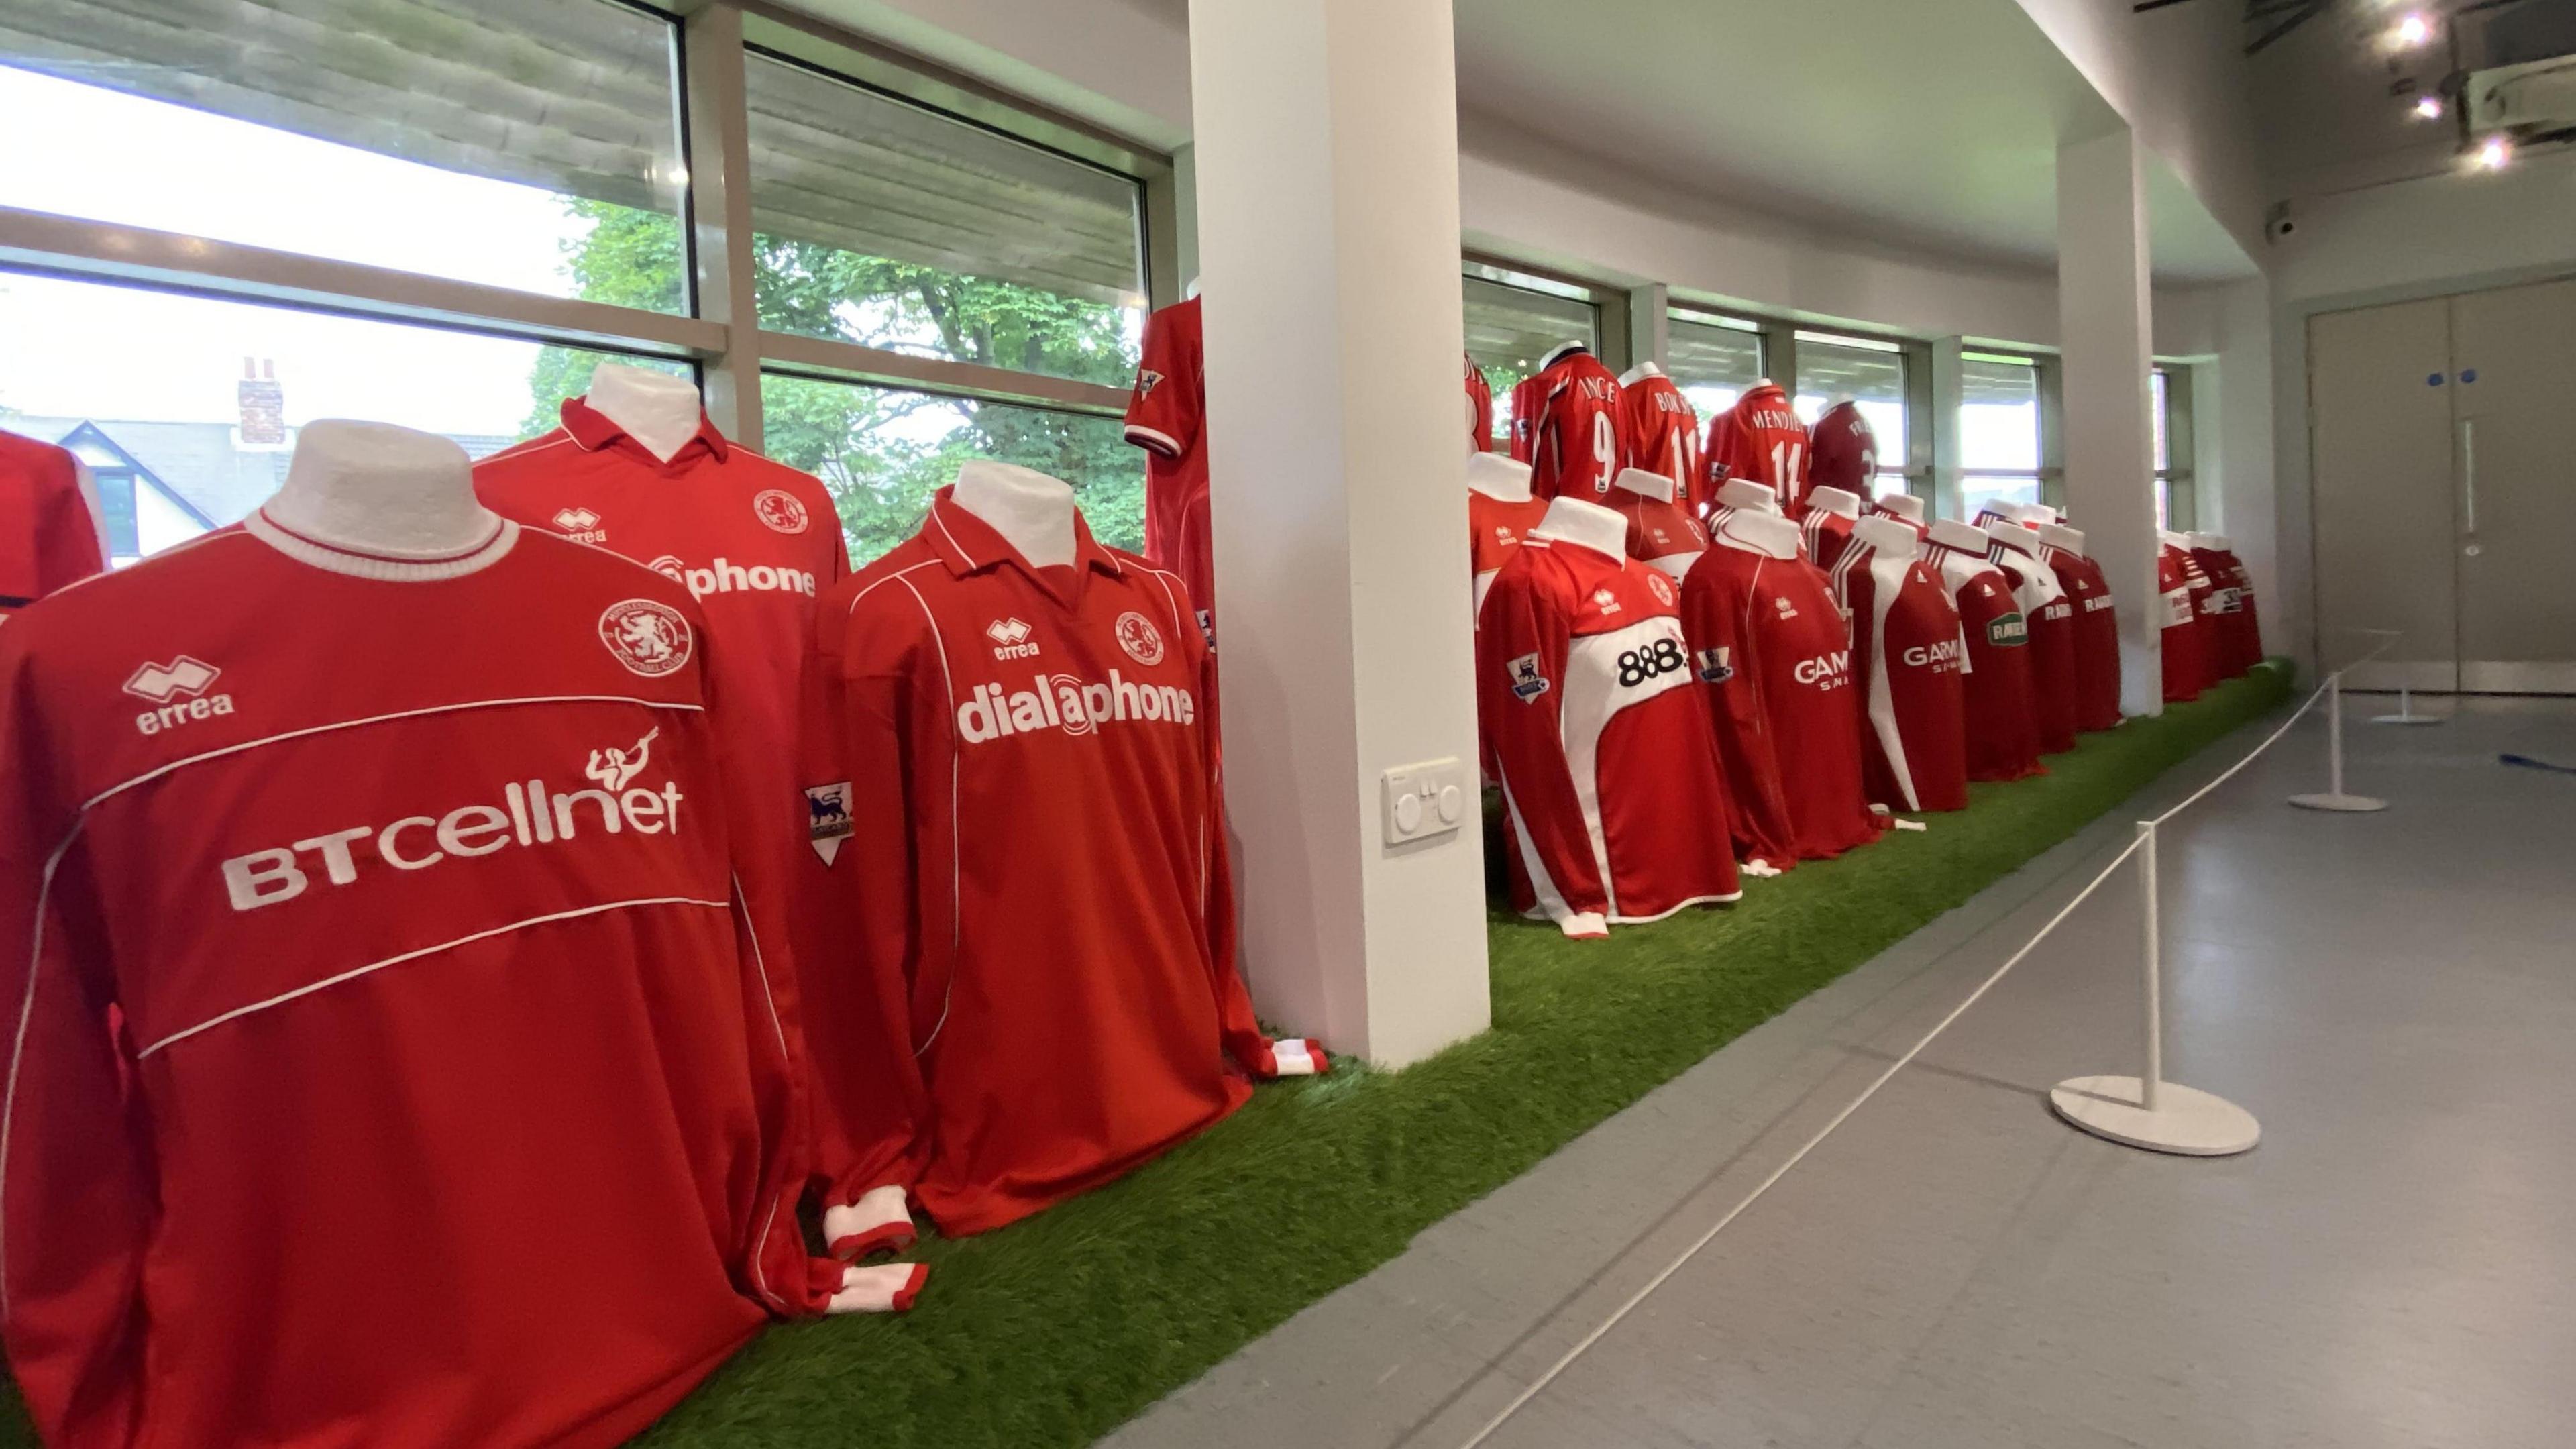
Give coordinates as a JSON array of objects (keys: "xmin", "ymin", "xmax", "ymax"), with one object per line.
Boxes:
[
  {"xmin": 1955, "ymin": 347, "xmax": 2047, "ymax": 512},
  {"xmin": 0, "ymin": 0, "xmax": 1161, "ymax": 453},
  {"xmin": 2153, "ymin": 364, "xmax": 2196, "ymax": 532}
]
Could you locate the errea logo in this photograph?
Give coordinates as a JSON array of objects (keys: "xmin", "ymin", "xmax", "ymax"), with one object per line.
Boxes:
[
  {"xmin": 551, "ymin": 506, "xmax": 608, "ymax": 544},
  {"xmin": 987, "ymin": 617, "xmax": 1040, "ymax": 660},
  {"xmin": 125, "ymin": 656, "xmax": 235, "ymax": 736}
]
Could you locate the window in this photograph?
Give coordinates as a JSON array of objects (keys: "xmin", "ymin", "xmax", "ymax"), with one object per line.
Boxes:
[
  {"xmin": 2153, "ymin": 367, "xmax": 2195, "ymax": 531},
  {"xmin": 1959, "ymin": 351, "xmax": 2042, "ymax": 516},
  {"xmin": 1463, "ymin": 266, "xmax": 1601, "ymax": 448},
  {"xmin": 1667, "ymin": 310, "xmax": 1766, "ymax": 422},
  {"xmin": 1790, "ymin": 331, "xmax": 1907, "ymax": 489},
  {"xmin": 743, "ymin": 51, "xmax": 1147, "ymax": 386},
  {"xmin": 1, "ymin": 1, "xmax": 1162, "ymax": 573},
  {"xmin": 0, "ymin": 272, "xmax": 682, "ymax": 561},
  {"xmin": 763, "ymin": 373, "xmax": 1138, "ymax": 565},
  {"xmin": 0, "ymin": 1, "xmax": 689, "ymax": 311}
]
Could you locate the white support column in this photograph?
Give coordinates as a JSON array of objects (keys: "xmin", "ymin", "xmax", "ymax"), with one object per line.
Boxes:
[
  {"xmin": 2212, "ymin": 277, "xmax": 2277, "ymax": 659},
  {"xmin": 1931, "ymin": 336, "xmax": 1966, "ymax": 521},
  {"xmin": 1189, "ymin": 0, "xmax": 1491, "ymax": 1066},
  {"xmin": 2056, "ymin": 127, "xmax": 2163, "ymax": 718},
  {"xmin": 1627, "ymin": 283, "xmax": 1671, "ymax": 373}
]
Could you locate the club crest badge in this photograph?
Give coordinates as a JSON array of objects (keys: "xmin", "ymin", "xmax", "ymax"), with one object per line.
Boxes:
[
  {"xmin": 1114, "ymin": 610, "xmax": 1167, "ymax": 666},
  {"xmin": 752, "ymin": 488, "xmax": 810, "ymax": 535},
  {"xmin": 598, "ymin": 598, "xmax": 694, "ymax": 678}
]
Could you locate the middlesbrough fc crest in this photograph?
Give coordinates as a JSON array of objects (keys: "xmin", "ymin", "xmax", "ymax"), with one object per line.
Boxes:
[
  {"xmin": 752, "ymin": 488, "xmax": 810, "ymax": 535},
  {"xmin": 598, "ymin": 598, "xmax": 695, "ymax": 678},
  {"xmin": 1114, "ymin": 610, "xmax": 1167, "ymax": 666}
]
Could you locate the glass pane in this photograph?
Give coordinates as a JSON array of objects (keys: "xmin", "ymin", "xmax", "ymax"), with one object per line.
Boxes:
[
  {"xmin": 1, "ymin": 271, "xmax": 672, "ymax": 561},
  {"xmin": 1792, "ymin": 337, "xmax": 1907, "ymax": 484},
  {"xmin": 1960, "ymin": 475, "xmax": 2042, "ymax": 516},
  {"xmin": 1668, "ymin": 315, "xmax": 1765, "ymax": 421},
  {"xmin": 0, "ymin": 1, "xmax": 686, "ymax": 311},
  {"xmin": 760, "ymin": 374, "xmax": 1140, "ymax": 568},
  {"xmin": 94, "ymin": 470, "xmax": 140, "ymax": 559},
  {"xmin": 2151, "ymin": 370, "xmax": 2171, "ymax": 472},
  {"xmin": 1464, "ymin": 276, "xmax": 1599, "ymax": 446},
  {"xmin": 745, "ymin": 54, "xmax": 1146, "ymax": 386},
  {"xmin": 1960, "ymin": 356, "xmax": 2040, "ymax": 473}
]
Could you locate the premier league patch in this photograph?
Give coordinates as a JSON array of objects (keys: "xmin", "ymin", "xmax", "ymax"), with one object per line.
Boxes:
[
  {"xmin": 805, "ymin": 781, "xmax": 854, "ymax": 865},
  {"xmin": 1695, "ymin": 645, "xmax": 1734, "ymax": 683},
  {"xmin": 1507, "ymin": 652, "xmax": 1551, "ymax": 702}
]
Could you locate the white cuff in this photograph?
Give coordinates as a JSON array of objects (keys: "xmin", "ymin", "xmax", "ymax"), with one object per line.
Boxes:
[
  {"xmin": 1271, "ymin": 1038, "xmax": 1323, "ymax": 1077},
  {"xmin": 827, "ymin": 1262, "xmax": 928, "ymax": 1315},
  {"xmin": 824, "ymin": 1183, "xmax": 916, "ymax": 1260},
  {"xmin": 1559, "ymin": 911, "xmax": 1610, "ymax": 939}
]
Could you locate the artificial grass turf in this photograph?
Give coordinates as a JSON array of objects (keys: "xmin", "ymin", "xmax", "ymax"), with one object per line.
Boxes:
[{"xmin": 0, "ymin": 664, "xmax": 2293, "ymax": 1449}]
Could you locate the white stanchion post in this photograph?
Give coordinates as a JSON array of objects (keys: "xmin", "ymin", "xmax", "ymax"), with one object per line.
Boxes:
[
  {"xmin": 2371, "ymin": 681, "xmax": 2443, "ymax": 727},
  {"xmin": 2050, "ymin": 819, "xmax": 2261, "ymax": 1157},
  {"xmin": 2290, "ymin": 673, "xmax": 2388, "ymax": 812}
]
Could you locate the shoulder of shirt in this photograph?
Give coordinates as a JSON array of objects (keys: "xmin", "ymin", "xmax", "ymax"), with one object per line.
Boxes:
[
  {"xmin": 822, "ymin": 535, "xmax": 942, "ymax": 614},
  {"xmin": 0, "ymin": 527, "xmax": 258, "ymax": 663},
  {"xmin": 515, "ymin": 529, "xmax": 708, "ymax": 618},
  {"xmin": 1114, "ymin": 551, "xmax": 1196, "ymax": 624},
  {"xmin": 470, "ymin": 429, "xmax": 577, "ymax": 474}
]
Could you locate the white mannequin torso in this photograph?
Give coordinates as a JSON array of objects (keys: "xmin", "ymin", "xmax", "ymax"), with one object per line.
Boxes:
[
  {"xmin": 1532, "ymin": 495, "xmax": 1627, "ymax": 559},
  {"xmin": 1805, "ymin": 485, "xmax": 1863, "ymax": 519},
  {"xmin": 2038, "ymin": 522, "xmax": 2088, "ymax": 556},
  {"xmin": 2190, "ymin": 531, "xmax": 2231, "ymax": 552},
  {"xmin": 1468, "ymin": 452, "xmax": 1535, "ymax": 502},
  {"xmin": 1926, "ymin": 518, "xmax": 1992, "ymax": 557},
  {"xmin": 586, "ymin": 362, "xmax": 705, "ymax": 464},
  {"xmin": 1715, "ymin": 478, "xmax": 1781, "ymax": 514},
  {"xmin": 1618, "ymin": 360, "xmax": 1666, "ymax": 387},
  {"xmin": 1711, "ymin": 508, "xmax": 1803, "ymax": 561},
  {"xmin": 262, "ymin": 420, "xmax": 498, "ymax": 556},
  {"xmin": 953, "ymin": 459, "xmax": 1077, "ymax": 569},
  {"xmin": 1874, "ymin": 492, "xmax": 1925, "ymax": 523},
  {"xmin": 1611, "ymin": 466, "xmax": 1675, "ymax": 503}
]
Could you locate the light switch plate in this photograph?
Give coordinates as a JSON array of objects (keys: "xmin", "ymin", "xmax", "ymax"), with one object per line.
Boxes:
[{"xmin": 1381, "ymin": 757, "xmax": 1469, "ymax": 846}]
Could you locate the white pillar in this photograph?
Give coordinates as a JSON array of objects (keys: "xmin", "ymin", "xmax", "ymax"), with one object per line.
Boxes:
[
  {"xmin": 2056, "ymin": 127, "xmax": 2163, "ymax": 717},
  {"xmin": 2212, "ymin": 277, "xmax": 2277, "ymax": 660},
  {"xmin": 1189, "ymin": 0, "xmax": 1491, "ymax": 1066},
  {"xmin": 1931, "ymin": 336, "xmax": 1966, "ymax": 520},
  {"xmin": 1628, "ymin": 283, "xmax": 1671, "ymax": 372}
]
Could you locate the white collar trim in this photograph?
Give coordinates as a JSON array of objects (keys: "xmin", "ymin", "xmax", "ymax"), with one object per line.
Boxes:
[{"xmin": 245, "ymin": 510, "xmax": 519, "ymax": 582}]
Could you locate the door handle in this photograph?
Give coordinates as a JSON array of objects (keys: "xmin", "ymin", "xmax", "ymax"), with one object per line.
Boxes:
[{"xmin": 2460, "ymin": 417, "xmax": 2478, "ymax": 537}]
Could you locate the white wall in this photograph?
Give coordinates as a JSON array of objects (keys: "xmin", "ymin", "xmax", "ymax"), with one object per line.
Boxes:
[
  {"xmin": 2271, "ymin": 150, "xmax": 2576, "ymax": 304},
  {"xmin": 2012, "ymin": 0, "xmax": 2269, "ymax": 260}
]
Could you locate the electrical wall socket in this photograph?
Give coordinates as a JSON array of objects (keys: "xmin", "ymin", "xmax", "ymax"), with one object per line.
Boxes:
[{"xmin": 1381, "ymin": 757, "xmax": 1469, "ymax": 845}]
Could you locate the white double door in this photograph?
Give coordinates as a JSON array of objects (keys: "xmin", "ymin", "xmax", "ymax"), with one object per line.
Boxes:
[{"xmin": 2309, "ymin": 276, "xmax": 2576, "ymax": 693}]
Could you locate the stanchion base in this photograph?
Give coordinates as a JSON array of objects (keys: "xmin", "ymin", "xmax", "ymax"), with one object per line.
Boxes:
[
  {"xmin": 2369, "ymin": 713, "xmax": 2443, "ymax": 727},
  {"xmin": 2288, "ymin": 792, "xmax": 2387, "ymax": 812},
  {"xmin": 2051, "ymin": 1075, "xmax": 2260, "ymax": 1157}
]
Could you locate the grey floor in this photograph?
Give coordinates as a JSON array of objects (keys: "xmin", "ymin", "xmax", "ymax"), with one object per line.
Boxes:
[{"xmin": 1106, "ymin": 696, "xmax": 2576, "ymax": 1449}]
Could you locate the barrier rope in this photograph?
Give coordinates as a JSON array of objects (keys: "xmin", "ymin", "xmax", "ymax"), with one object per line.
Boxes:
[{"xmin": 1453, "ymin": 645, "xmax": 2380, "ymax": 1449}]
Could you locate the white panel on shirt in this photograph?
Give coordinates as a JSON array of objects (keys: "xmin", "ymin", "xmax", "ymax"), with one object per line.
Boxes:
[{"xmin": 1557, "ymin": 615, "xmax": 1695, "ymax": 916}]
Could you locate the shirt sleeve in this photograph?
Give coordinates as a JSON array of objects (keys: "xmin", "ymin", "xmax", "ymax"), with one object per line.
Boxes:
[
  {"xmin": 1122, "ymin": 307, "xmax": 1199, "ymax": 460},
  {"xmin": 1477, "ymin": 570, "xmax": 1609, "ymax": 935},
  {"xmin": 0, "ymin": 639, "xmax": 153, "ymax": 1448},
  {"xmin": 1677, "ymin": 560, "xmax": 1796, "ymax": 870},
  {"xmin": 800, "ymin": 588, "xmax": 936, "ymax": 1245}
]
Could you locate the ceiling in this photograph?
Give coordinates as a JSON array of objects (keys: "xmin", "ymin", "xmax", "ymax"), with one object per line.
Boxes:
[{"xmin": 1449, "ymin": 0, "xmax": 2257, "ymax": 283}]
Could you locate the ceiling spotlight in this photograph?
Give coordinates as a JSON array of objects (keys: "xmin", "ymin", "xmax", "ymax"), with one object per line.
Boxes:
[
  {"xmin": 2475, "ymin": 135, "xmax": 2511, "ymax": 169},
  {"xmin": 2412, "ymin": 93, "xmax": 2445, "ymax": 119},
  {"xmin": 2392, "ymin": 12, "xmax": 2433, "ymax": 47}
]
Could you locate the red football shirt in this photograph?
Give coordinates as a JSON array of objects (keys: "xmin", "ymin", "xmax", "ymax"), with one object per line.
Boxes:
[
  {"xmin": 1124, "ymin": 297, "xmax": 1215, "ymax": 623},
  {"xmin": 1466, "ymin": 354, "xmax": 1493, "ymax": 454},
  {"xmin": 1525, "ymin": 345, "xmax": 1628, "ymax": 502},
  {"xmin": 1479, "ymin": 527, "xmax": 1741, "ymax": 935},
  {"xmin": 2157, "ymin": 543, "xmax": 2205, "ymax": 704},
  {"xmin": 1870, "ymin": 495, "xmax": 1929, "ymax": 539},
  {"xmin": 1799, "ymin": 500, "xmax": 1862, "ymax": 574},
  {"xmin": 1986, "ymin": 529, "xmax": 2078, "ymax": 755},
  {"xmin": 1682, "ymin": 537, "xmax": 1886, "ymax": 865},
  {"xmin": 1507, "ymin": 375, "xmax": 1544, "ymax": 463},
  {"xmin": 1470, "ymin": 486, "xmax": 1551, "ymax": 619},
  {"xmin": 1705, "ymin": 384, "xmax": 1811, "ymax": 512},
  {"xmin": 1926, "ymin": 536, "xmax": 2045, "ymax": 783},
  {"xmin": 1833, "ymin": 533, "xmax": 1969, "ymax": 813},
  {"xmin": 1618, "ymin": 371, "xmax": 1702, "ymax": 511},
  {"xmin": 1608, "ymin": 482, "xmax": 1711, "ymax": 583},
  {"xmin": 2190, "ymin": 544, "xmax": 2259, "ymax": 679},
  {"xmin": 812, "ymin": 490, "xmax": 1307, "ymax": 1237},
  {"xmin": 1808, "ymin": 401, "xmax": 1880, "ymax": 497},
  {"xmin": 2041, "ymin": 535, "xmax": 2123, "ymax": 732},
  {"xmin": 1, "ymin": 429, "xmax": 107, "ymax": 619},
  {"xmin": 0, "ymin": 520, "xmax": 842, "ymax": 1449}
]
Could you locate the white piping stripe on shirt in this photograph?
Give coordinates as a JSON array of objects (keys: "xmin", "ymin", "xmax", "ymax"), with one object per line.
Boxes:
[
  {"xmin": 731, "ymin": 871, "xmax": 792, "ymax": 1313},
  {"xmin": 134, "ymin": 896, "xmax": 731, "ymax": 1061},
  {"xmin": 0, "ymin": 822, "xmax": 85, "ymax": 1319},
  {"xmin": 841, "ymin": 559, "xmax": 943, "ymax": 625},
  {"xmin": 927, "ymin": 505, "xmax": 977, "ymax": 570},
  {"xmin": 892, "ymin": 572, "xmax": 963, "ymax": 1060},
  {"xmin": 83, "ymin": 696, "xmax": 705, "ymax": 813},
  {"xmin": 41, "ymin": 527, "xmax": 250, "ymax": 602}
]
